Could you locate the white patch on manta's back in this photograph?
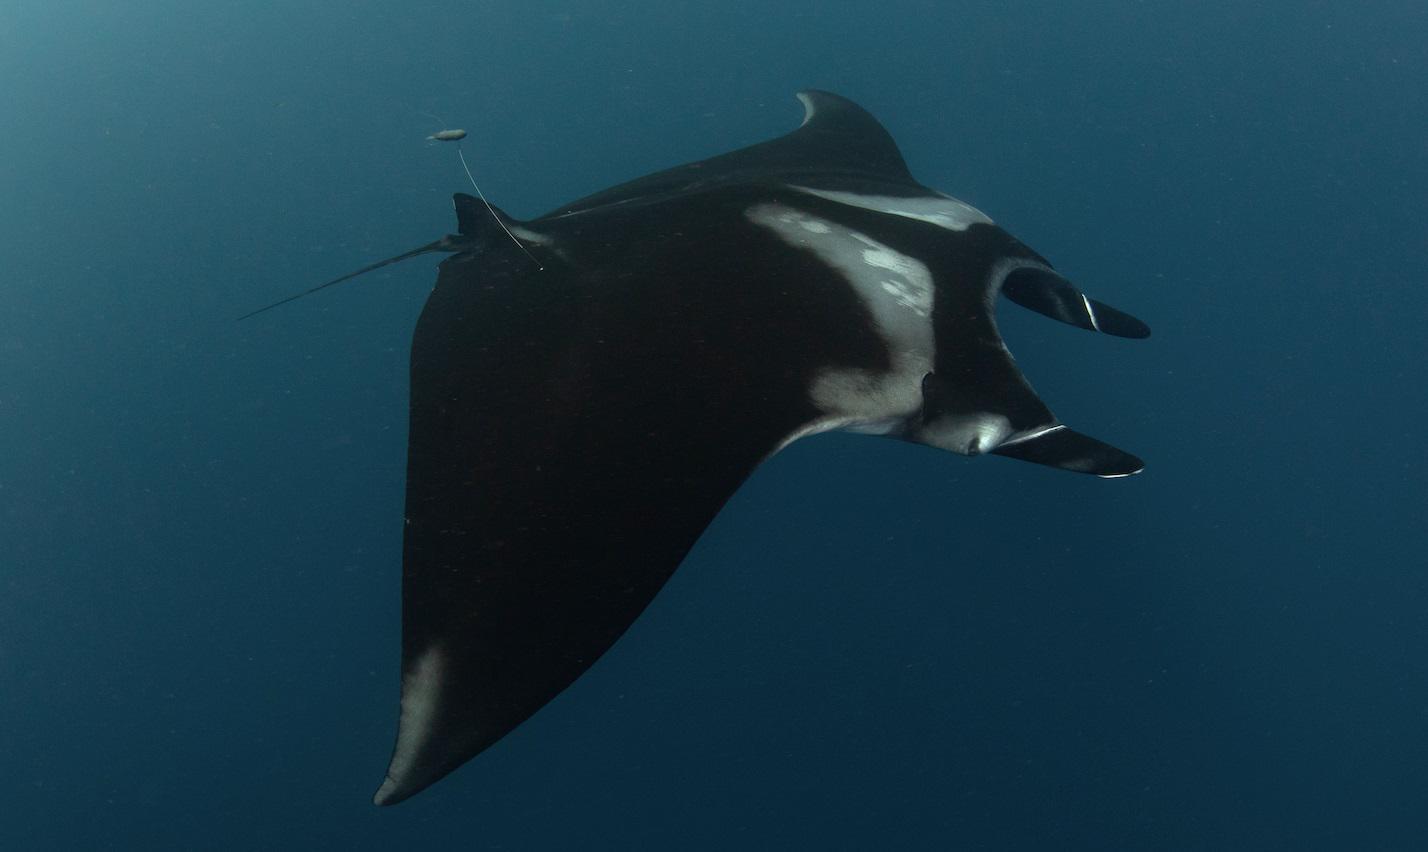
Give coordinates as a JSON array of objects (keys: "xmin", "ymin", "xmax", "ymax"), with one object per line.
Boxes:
[
  {"xmin": 508, "ymin": 225, "xmax": 552, "ymax": 244},
  {"xmin": 746, "ymin": 203, "xmax": 934, "ymax": 431},
  {"xmin": 849, "ymin": 233, "xmax": 932, "ymax": 317},
  {"xmin": 373, "ymin": 644, "xmax": 446, "ymax": 805},
  {"xmin": 790, "ymin": 185, "xmax": 993, "ymax": 232}
]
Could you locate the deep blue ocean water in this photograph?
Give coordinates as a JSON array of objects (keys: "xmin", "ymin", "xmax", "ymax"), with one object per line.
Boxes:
[{"xmin": 4, "ymin": 1, "xmax": 1426, "ymax": 848}]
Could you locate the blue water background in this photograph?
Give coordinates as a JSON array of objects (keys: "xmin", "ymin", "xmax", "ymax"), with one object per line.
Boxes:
[{"xmin": 3, "ymin": 1, "xmax": 1425, "ymax": 848}]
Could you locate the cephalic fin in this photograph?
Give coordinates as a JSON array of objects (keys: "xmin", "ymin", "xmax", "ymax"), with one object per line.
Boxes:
[
  {"xmin": 1001, "ymin": 268, "xmax": 1150, "ymax": 339},
  {"xmin": 992, "ymin": 424, "xmax": 1144, "ymax": 477}
]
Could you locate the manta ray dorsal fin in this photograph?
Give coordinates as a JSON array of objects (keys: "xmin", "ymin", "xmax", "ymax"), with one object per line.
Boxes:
[
  {"xmin": 545, "ymin": 90, "xmax": 915, "ymax": 217},
  {"xmin": 785, "ymin": 89, "xmax": 914, "ymax": 182}
]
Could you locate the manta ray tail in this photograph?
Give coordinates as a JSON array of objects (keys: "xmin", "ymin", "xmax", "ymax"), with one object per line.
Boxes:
[
  {"xmin": 238, "ymin": 194, "xmax": 537, "ymax": 321},
  {"xmin": 235, "ymin": 239, "xmax": 456, "ymax": 320}
]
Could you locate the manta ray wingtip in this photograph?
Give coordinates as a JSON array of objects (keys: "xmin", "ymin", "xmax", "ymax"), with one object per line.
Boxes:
[
  {"xmin": 371, "ymin": 763, "xmax": 439, "ymax": 807},
  {"xmin": 372, "ymin": 776, "xmax": 402, "ymax": 807}
]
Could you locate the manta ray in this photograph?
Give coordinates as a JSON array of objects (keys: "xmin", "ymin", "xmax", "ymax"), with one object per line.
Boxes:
[{"xmin": 268, "ymin": 90, "xmax": 1150, "ymax": 805}]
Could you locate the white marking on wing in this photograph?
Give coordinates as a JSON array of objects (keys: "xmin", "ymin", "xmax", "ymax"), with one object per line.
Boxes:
[
  {"xmin": 796, "ymin": 92, "xmax": 817, "ymax": 126},
  {"xmin": 880, "ymin": 280, "xmax": 929, "ymax": 316},
  {"xmin": 766, "ymin": 414, "xmax": 908, "ymax": 461},
  {"xmin": 766, "ymin": 415, "xmax": 861, "ymax": 459},
  {"xmin": 1080, "ymin": 293, "xmax": 1100, "ymax": 332},
  {"xmin": 373, "ymin": 645, "xmax": 446, "ymax": 805},
  {"xmin": 790, "ymin": 186, "xmax": 994, "ymax": 231},
  {"xmin": 1097, "ymin": 470, "xmax": 1139, "ymax": 479},
  {"xmin": 746, "ymin": 203, "xmax": 934, "ymax": 428},
  {"xmin": 507, "ymin": 225, "xmax": 552, "ymax": 244},
  {"xmin": 996, "ymin": 423, "xmax": 1065, "ymax": 447}
]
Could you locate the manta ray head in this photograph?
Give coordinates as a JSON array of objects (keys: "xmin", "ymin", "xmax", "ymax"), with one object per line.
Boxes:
[{"xmin": 914, "ymin": 365, "xmax": 1050, "ymax": 457}]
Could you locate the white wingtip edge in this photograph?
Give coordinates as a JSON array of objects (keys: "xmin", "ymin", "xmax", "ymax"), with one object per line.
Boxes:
[
  {"xmin": 796, "ymin": 91, "xmax": 817, "ymax": 126},
  {"xmin": 371, "ymin": 644, "xmax": 447, "ymax": 806}
]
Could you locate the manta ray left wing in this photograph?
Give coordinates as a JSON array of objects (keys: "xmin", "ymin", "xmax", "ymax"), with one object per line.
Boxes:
[{"xmin": 372, "ymin": 197, "xmax": 847, "ymax": 805}]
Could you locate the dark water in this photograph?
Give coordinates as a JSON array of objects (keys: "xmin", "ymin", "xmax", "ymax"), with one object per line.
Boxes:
[{"xmin": 4, "ymin": 1, "xmax": 1425, "ymax": 848}]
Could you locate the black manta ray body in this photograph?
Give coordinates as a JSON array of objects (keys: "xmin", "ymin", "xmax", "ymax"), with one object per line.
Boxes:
[{"xmin": 298, "ymin": 91, "xmax": 1150, "ymax": 805}]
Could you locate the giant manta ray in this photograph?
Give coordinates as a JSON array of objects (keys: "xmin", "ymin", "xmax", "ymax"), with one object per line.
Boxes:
[{"xmin": 271, "ymin": 90, "xmax": 1151, "ymax": 805}]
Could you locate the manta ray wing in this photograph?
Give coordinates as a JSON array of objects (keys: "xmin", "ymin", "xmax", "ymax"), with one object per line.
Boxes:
[{"xmin": 374, "ymin": 189, "xmax": 890, "ymax": 805}]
